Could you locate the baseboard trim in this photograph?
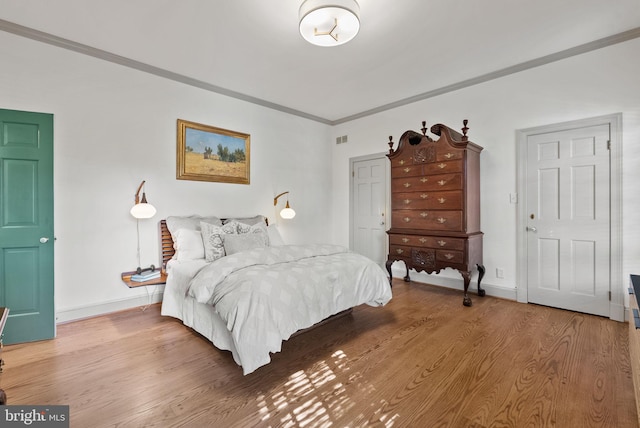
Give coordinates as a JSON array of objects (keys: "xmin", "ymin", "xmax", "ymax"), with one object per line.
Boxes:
[
  {"xmin": 391, "ymin": 266, "xmax": 517, "ymax": 301},
  {"xmin": 56, "ymin": 287, "xmax": 164, "ymax": 324}
]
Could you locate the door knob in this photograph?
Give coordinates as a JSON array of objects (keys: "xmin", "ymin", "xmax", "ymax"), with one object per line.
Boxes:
[
  {"xmin": 526, "ymin": 226, "xmax": 537, "ymax": 233},
  {"xmin": 40, "ymin": 237, "xmax": 49, "ymax": 243}
]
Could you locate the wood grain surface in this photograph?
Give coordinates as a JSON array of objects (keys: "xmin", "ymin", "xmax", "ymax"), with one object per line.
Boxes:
[{"xmin": 1, "ymin": 279, "xmax": 636, "ymax": 427}]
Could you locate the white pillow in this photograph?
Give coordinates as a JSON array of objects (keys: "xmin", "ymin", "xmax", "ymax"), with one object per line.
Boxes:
[
  {"xmin": 267, "ymin": 224, "xmax": 285, "ymax": 246},
  {"xmin": 223, "ymin": 215, "xmax": 266, "ymax": 226},
  {"xmin": 201, "ymin": 221, "xmax": 238, "ymax": 261},
  {"xmin": 173, "ymin": 229, "xmax": 205, "ymax": 261},
  {"xmin": 224, "ymin": 233, "xmax": 268, "ymax": 255},
  {"xmin": 166, "ymin": 216, "xmax": 223, "ymax": 260},
  {"xmin": 166, "ymin": 215, "xmax": 222, "ymax": 234}
]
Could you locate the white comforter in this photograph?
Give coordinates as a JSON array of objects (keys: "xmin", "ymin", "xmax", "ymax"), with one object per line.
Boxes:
[{"xmin": 187, "ymin": 244, "xmax": 392, "ymax": 375}]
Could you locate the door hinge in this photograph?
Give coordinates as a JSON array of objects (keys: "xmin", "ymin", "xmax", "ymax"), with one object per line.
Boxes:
[
  {"xmin": 352, "ymin": 170, "xmax": 355, "ymax": 177},
  {"xmin": 607, "ymin": 140, "xmax": 611, "ymax": 150},
  {"xmin": 609, "ymin": 291, "xmax": 612, "ymax": 301}
]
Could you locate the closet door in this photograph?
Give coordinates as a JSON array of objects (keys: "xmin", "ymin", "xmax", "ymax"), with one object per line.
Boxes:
[
  {"xmin": 351, "ymin": 156, "xmax": 388, "ymax": 266},
  {"xmin": 525, "ymin": 123, "xmax": 610, "ymax": 316},
  {"xmin": 0, "ymin": 108, "xmax": 55, "ymax": 344}
]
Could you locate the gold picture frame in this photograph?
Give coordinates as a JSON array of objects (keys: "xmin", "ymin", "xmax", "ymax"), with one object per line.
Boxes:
[{"xmin": 176, "ymin": 119, "xmax": 250, "ymax": 184}]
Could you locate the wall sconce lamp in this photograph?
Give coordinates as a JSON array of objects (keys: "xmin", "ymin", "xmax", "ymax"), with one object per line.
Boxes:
[
  {"xmin": 130, "ymin": 180, "xmax": 157, "ymax": 273},
  {"xmin": 130, "ymin": 180, "xmax": 157, "ymax": 219},
  {"xmin": 274, "ymin": 191, "xmax": 296, "ymax": 219}
]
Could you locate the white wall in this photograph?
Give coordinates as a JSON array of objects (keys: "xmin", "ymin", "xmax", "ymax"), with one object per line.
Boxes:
[
  {"xmin": 2, "ymin": 29, "xmax": 639, "ymax": 323},
  {"xmin": 331, "ymin": 38, "xmax": 640, "ymax": 305},
  {"xmin": 0, "ymin": 31, "xmax": 332, "ymax": 321}
]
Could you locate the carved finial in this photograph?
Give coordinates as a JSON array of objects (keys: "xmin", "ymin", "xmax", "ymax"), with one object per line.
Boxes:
[
  {"xmin": 388, "ymin": 136, "xmax": 394, "ymax": 154},
  {"xmin": 462, "ymin": 119, "xmax": 469, "ymax": 141},
  {"xmin": 421, "ymin": 121, "xmax": 428, "ymax": 136}
]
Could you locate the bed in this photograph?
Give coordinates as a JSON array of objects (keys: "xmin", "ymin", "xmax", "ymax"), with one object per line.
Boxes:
[{"xmin": 158, "ymin": 215, "xmax": 392, "ymax": 375}]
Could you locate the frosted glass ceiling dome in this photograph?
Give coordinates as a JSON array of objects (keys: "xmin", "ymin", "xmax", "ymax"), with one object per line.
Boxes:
[{"xmin": 299, "ymin": 0, "xmax": 360, "ymax": 47}]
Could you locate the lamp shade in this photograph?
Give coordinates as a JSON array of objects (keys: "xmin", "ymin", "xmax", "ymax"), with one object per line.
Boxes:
[
  {"xmin": 130, "ymin": 181, "xmax": 156, "ymax": 219},
  {"xmin": 274, "ymin": 191, "xmax": 296, "ymax": 219},
  {"xmin": 299, "ymin": 0, "xmax": 360, "ymax": 47},
  {"xmin": 130, "ymin": 202, "xmax": 157, "ymax": 219},
  {"xmin": 280, "ymin": 202, "xmax": 296, "ymax": 219}
]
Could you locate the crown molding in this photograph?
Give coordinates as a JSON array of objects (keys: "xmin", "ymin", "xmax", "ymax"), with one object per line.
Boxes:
[{"xmin": 1, "ymin": 19, "xmax": 638, "ymax": 126}]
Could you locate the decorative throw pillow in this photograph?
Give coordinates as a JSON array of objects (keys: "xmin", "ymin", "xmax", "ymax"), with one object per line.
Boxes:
[
  {"xmin": 236, "ymin": 222, "xmax": 269, "ymax": 245},
  {"xmin": 223, "ymin": 233, "xmax": 268, "ymax": 256},
  {"xmin": 236, "ymin": 221, "xmax": 265, "ymax": 233},
  {"xmin": 201, "ymin": 221, "xmax": 238, "ymax": 261}
]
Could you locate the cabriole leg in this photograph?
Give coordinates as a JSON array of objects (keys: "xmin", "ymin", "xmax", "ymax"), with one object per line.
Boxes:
[
  {"xmin": 461, "ymin": 270, "xmax": 472, "ymax": 306},
  {"xmin": 477, "ymin": 264, "xmax": 486, "ymax": 297},
  {"xmin": 385, "ymin": 259, "xmax": 393, "ymax": 285}
]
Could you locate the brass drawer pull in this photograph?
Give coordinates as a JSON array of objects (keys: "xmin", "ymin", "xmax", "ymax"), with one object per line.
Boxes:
[
  {"xmin": 438, "ymin": 180, "xmax": 446, "ymax": 186},
  {"xmin": 402, "ymin": 238, "xmax": 410, "ymax": 243},
  {"xmin": 399, "ymin": 160, "xmax": 405, "ymax": 165},
  {"xmin": 419, "ymin": 238, "xmax": 428, "ymax": 243},
  {"xmin": 396, "ymin": 248, "xmax": 404, "ymax": 254},
  {"xmin": 420, "ymin": 177, "xmax": 429, "ymax": 183},
  {"xmin": 420, "ymin": 193, "xmax": 429, "ymax": 199},
  {"xmin": 403, "ymin": 217, "xmax": 411, "ymax": 223},
  {"xmin": 444, "ymin": 153, "xmax": 454, "ymax": 159},
  {"xmin": 438, "ymin": 163, "xmax": 447, "ymax": 169},
  {"xmin": 403, "ymin": 182, "xmax": 411, "ymax": 188},
  {"xmin": 403, "ymin": 167, "xmax": 411, "ymax": 173},
  {"xmin": 444, "ymin": 253, "xmax": 454, "ymax": 260},
  {"xmin": 420, "ymin": 212, "xmax": 429, "ymax": 218},
  {"xmin": 437, "ymin": 217, "xmax": 447, "ymax": 223},
  {"xmin": 404, "ymin": 199, "xmax": 411, "ymax": 205},
  {"xmin": 438, "ymin": 197, "xmax": 446, "ymax": 204},
  {"xmin": 437, "ymin": 240, "xmax": 447, "ymax": 246}
]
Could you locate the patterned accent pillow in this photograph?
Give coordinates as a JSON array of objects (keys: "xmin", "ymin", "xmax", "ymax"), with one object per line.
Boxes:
[
  {"xmin": 236, "ymin": 222, "xmax": 269, "ymax": 245},
  {"xmin": 223, "ymin": 233, "xmax": 268, "ymax": 255},
  {"xmin": 200, "ymin": 221, "xmax": 238, "ymax": 261}
]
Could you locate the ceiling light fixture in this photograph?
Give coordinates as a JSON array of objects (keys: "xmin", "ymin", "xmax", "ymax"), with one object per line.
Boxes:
[{"xmin": 299, "ymin": 0, "xmax": 360, "ymax": 47}]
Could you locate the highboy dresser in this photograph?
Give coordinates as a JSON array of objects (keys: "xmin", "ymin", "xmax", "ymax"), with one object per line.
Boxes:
[{"xmin": 385, "ymin": 120, "xmax": 485, "ymax": 306}]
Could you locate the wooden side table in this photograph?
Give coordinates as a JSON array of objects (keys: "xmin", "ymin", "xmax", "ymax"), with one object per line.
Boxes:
[{"xmin": 121, "ymin": 270, "xmax": 167, "ymax": 288}]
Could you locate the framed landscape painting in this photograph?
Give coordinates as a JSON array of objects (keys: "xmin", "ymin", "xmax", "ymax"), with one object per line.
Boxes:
[{"xmin": 176, "ymin": 119, "xmax": 250, "ymax": 184}]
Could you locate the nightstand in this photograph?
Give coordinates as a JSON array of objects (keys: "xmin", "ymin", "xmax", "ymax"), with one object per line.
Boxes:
[{"xmin": 121, "ymin": 270, "xmax": 167, "ymax": 288}]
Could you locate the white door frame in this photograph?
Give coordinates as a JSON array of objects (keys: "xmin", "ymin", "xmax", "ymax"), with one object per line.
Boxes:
[
  {"xmin": 349, "ymin": 152, "xmax": 391, "ymax": 255},
  {"xmin": 515, "ymin": 113, "xmax": 623, "ymax": 321}
]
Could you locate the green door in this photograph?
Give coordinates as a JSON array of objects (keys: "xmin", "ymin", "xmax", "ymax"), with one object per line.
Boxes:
[{"xmin": 0, "ymin": 108, "xmax": 54, "ymax": 344}]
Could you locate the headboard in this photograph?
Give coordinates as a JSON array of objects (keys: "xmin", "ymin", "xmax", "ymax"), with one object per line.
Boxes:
[
  {"xmin": 159, "ymin": 217, "xmax": 270, "ymax": 270},
  {"xmin": 159, "ymin": 220, "xmax": 174, "ymax": 269}
]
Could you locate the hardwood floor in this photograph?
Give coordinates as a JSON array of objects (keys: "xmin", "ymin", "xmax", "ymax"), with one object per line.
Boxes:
[{"xmin": 1, "ymin": 279, "xmax": 637, "ymax": 427}]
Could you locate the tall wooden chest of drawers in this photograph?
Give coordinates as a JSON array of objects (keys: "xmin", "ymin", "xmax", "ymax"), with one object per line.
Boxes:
[{"xmin": 385, "ymin": 120, "xmax": 485, "ymax": 306}]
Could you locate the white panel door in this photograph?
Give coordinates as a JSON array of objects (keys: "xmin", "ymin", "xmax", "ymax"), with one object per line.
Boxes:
[
  {"xmin": 526, "ymin": 124, "xmax": 610, "ymax": 316},
  {"xmin": 352, "ymin": 157, "xmax": 387, "ymax": 265}
]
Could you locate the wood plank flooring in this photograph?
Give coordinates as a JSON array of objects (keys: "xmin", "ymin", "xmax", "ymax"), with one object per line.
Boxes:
[{"xmin": 1, "ymin": 280, "xmax": 636, "ymax": 427}]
